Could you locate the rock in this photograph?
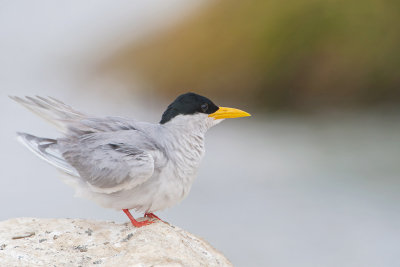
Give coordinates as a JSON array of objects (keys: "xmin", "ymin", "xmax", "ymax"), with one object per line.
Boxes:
[{"xmin": 0, "ymin": 218, "xmax": 233, "ymax": 267}]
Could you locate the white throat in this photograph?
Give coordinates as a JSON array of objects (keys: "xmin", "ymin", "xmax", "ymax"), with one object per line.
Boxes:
[
  {"xmin": 163, "ymin": 113, "xmax": 222, "ymax": 135},
  {"xmin": 160, "ymin": 113, "xmax": 223, "ymax": 181}
]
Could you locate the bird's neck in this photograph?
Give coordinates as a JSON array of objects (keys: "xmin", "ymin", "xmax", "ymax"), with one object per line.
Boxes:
[
  {"xmin": 163, "ymin": 114, "xmax": 214, "ymax": 137},
  {"xmin": 161, "ymin": 114, "xmax": 214, "ymax": 163}
]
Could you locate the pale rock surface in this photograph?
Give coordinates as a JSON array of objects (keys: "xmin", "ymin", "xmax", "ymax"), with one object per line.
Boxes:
[{"xmin": 0, "ymin": 218, "xmax": 233, "ymax": 267}]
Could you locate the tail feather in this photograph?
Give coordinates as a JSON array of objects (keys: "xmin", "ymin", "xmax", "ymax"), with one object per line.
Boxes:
[
  {"xmin": 10, "ymin": 96, "xmax": 86, "ymax": 132},
  {"xmin": 17, "ymin": 132, "xmax": 79, "ymax": 177}
]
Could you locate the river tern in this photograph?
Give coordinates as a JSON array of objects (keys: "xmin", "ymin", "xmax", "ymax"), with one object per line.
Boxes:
[{"xmin": 11, "ymin": 93, "xmax": 250, "ymax": 227}]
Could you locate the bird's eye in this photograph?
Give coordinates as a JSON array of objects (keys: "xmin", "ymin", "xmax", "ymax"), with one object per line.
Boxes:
[{"xmin": 200, "ymin": 103, "xmax": 208, "ymax": 112}]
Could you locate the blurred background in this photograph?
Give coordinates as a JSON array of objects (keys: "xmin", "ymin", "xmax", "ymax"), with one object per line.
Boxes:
[{"xmin": 1, "ymin": 1, "xmax": 399, "ymax": 266}]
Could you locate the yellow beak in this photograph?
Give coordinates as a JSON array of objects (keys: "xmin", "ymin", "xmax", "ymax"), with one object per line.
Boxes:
[{"xmin": 208, "ymin": 107, "xmax": 251, "ymax": 120}]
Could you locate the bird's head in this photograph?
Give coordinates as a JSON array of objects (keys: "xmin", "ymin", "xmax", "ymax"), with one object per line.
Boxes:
[{"xmin": 160, "ymin": 93, "xmax": 250, "ymax": 132}]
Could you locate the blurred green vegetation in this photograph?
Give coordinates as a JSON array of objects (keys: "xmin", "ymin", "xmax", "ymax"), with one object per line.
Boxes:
[{"xmin": 101, "ymin": 0, "xmax": 400, "ymax": 110}]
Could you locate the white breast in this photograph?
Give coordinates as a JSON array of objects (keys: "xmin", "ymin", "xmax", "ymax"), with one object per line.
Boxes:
[{"xmin": 147, "ymin": 135, "xmax": 205, "ymax": 212}]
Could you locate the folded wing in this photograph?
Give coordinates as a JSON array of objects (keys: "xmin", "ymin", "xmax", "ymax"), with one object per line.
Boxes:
[
  {"xmin": 59, "ymin": 130, "xmax": 157, "ymax": 194},
  {"xmin": 12, "ymin": 96, "xmax": 159, "ymax": 194}
]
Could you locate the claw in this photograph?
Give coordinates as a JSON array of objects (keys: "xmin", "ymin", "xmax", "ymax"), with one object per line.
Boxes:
[{"xmin": 145, "ymin": 212, "xmax": 169, "ymax": 224}]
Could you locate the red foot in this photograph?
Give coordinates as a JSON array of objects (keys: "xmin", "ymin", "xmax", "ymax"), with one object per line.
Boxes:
[
  {"xmin": 144, "ymin": 213, "xmax": 161, "ymax": 220},
  {"xmin": 123, "ymin": 209, "xmax": 154, "ymax": 228},
  {"xmin": 145, "ymin": 213, "xmax": 168, "ymax": 224}
]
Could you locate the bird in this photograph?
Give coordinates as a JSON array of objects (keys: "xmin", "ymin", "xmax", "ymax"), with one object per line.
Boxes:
[{"xmin": 11, "ymin": 93, "xmax": 250, "ymax": 227}]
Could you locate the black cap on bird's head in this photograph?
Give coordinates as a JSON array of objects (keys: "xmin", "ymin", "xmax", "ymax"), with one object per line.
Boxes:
[{"xmin": 160, "ymin": 92, "xmax": 250, "ymax": 124}]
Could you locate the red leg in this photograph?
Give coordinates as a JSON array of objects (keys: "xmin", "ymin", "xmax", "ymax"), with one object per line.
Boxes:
[{"xmin": 123, "ymin": 209, "xmax": 154, "ymax": 227}]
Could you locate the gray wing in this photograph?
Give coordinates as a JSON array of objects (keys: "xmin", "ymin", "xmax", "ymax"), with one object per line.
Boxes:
[
  {"xmin": 12, "ymin": 96, "xmax": 160, "ymax": 193},
  {"xmin": 59, "ymin": 130, "xmax": 158, "ymax": 194},
  {"xmin": 10, "ymin": 96, "xmax": 87, "ymax": 132},
  {"xmin": 11, "ymin": 96, "xmax": 141, "ymax": 135},
  {"xmin": 67, "ymin": 116, "xmax": 140, "ymax": 136}
]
